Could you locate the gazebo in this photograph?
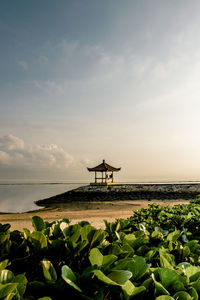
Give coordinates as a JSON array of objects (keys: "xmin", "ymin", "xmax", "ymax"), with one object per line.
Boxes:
[{"xmin": 87, "ymin": 159, "xmax": 121, "ymax": 185}]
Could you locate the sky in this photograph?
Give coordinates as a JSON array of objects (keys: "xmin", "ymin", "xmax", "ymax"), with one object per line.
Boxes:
[{"xmin": 1, "ymin": 0, "xmax": 200, "ymax": 182}]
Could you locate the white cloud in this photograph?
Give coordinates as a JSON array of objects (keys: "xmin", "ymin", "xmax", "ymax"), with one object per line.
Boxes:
[
  {"xmin": 0, "ymin": 135, "xmax": 73, "ymax": 171},
  {"xmin": 0, "ymin": 151, "xmax": 11, "ymax": 165},
  {"xmin": 0, "ymin": 135, "xmax": 24, "ymax": 151},
  {"xmin": 18, "ymin": 60, "xmax": 28, "ymax": 70}
]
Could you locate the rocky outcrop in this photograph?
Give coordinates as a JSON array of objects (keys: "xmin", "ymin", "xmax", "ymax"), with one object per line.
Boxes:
[{"xmin": 35, "ymin": 184, "xmax": 200, "ymax": 207}]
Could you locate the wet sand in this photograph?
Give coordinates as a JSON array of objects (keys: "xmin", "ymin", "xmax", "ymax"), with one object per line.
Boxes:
[{"xmin": 0, "ymin": 199, "xmax": 189, "ymax": 231}]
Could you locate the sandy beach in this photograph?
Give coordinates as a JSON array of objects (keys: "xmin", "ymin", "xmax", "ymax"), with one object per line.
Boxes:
[{"xmin": 0, "ymin": 199, "xmax": 190, "ymax": 231}]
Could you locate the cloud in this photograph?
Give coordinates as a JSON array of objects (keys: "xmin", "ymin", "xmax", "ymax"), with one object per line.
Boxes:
[
  {"xmin": 18, "ymin": 60, "xmax": 28, "ymax": 70},
  {"xmin": 0, "ymin": 135, "xmax": 24, "ymax": 151},
  {"xmin": 0, "ymin": 151, "xmax": 11, "ymax": 165},
  {"xmin": 0, "ymin": 135, "xmax": 73, "ymax": 171}
]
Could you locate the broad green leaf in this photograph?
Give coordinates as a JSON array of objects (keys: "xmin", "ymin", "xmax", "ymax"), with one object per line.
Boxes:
[
  {"xmin": 91, "ymin": 229, "xmax": 107, "ymax": 248},
  {"xmin": 89, "ymin": 248, "xmax": 103, "ymax": 267},
  {"xmin": 107, "ymin": 270, "xmax": 132, "ymax": 284},
  {"xmin": 177, "ymin": 262, "xmax": 191, "ymax": 271},
  {"xmin": 29, "ymin": 231, "xmax": 47, "ymax": 250},
  {"xmin": 182, "ymin": 246, "xmax": 190, "ymax": 258},
  {"xmin": 173, "ymin": 291, "xmax": 192, "ymax": 300},
  {"xmin": 131, "ymin": 256, "xmax": 149, "ymax": 280},
  {"xmin": 158, "ymin": 268, "xmax": 179, "ymax": 289},
  {"xmin": 152, "ymin": 274, "xmax": 169, "ymax": 296},
  {"xmin": 0, "ymin": 283, "xmax": 18, "ymax": 298},
  {"xmin": 13, "ymin": 274, "xmax": 27, "ymax": 297},
  {"xmin": 145, "ymin": 249, "xmax": 157, "ymax": 261},
  {"xmin": 159, "ymin": 249, "xmax": 175, "ymax": 269},
  {"xmin": 4, "ymin": 292, "xmax": 16, "ymax": 300},
  {"xmin": 191, "ymin": 278, "xmax": 200, "ymax": 293},
  {"xmin": 123, "ymin": 234, "xmax": 148, "ymax": 250},
  {"xmin": 122, "ymin": 280, "xmax": 146, "ymax": 299},
  {"xmin": 171, "ymin": 280, "xmax": 185, "ymax": 292},
  {"xmin": 113, "ymin": 256, "xmax": 149, "ymax": 280},
  {"xmin": 0, "ymin": 270, "xmax": 14, "ymax": 284},
  {"xmin": 0, "ymin": 260, "xmax": 9, "ymax": 271},
  {"xmin": 166, "ymin": 231, "xmax": 181, "ymax": 242},
  {"xmin": 76, "ymin": 240, "xmax": 88, "ymax": 254},
  {"xmin": 79, "ymin": 266, "xmax": 97, "ymax": 280},
  {"xmin": 156, "ymin": 296, "xmax": 174, "ymax": 300},
  {"xmin": 0, "ymin": 234, "xmax": 10, "ymax": 246},
  {"xmin": 154, "ymin": 227, "xmax": 169, "ymax": 236},
  {"xmin": 121, "ymin": 243, "xmax": 135, "ymax": 256},
  {"xmin": 93, "ymin": 270, "xmax": 119, "ymax": 286},
  {"xmin": 142, "ymin": 277, "xmax": 153, "ymax": 289},
  {"xmin": 102, "ymin": 255, "xmax": 117, "ymax": 271},
  {"xmin": 52, "ymin": 223, "xmax": 61, "ymax": 237},
  {"xmin": 109, "ymin": 243, "xmax": 123, "ymax": 256},
  {"xmin": 41, "ymin": 259, "xmax": 57, "ymax": 282},
  {"xmin": 61, "ymin": 265, "xmax": 82, "ymax": 292},
  {"xmin": 188, "ymin": 287, "xmax": 198, "ymax": 300},
  {"xmin": 152, "ymin": 231, "xmax": 164, "ymax": 240},
  {"xmin": 38, "ymin": 298, "xmax": 52, "ymax": 300},
  {"xmin": 185, "ymin": 266, "xmax": 200, "ymax": 282},
  {"xmin": 122, "ymin": 280, "xmax": 135, "ymax": 299},
  {"xmin": 70, "ymin": 224, "xmax": 82, "ymax": 243},
  {"xmin": 185, "ymin": 240, "xmax": 200, "ymax": 253},
  {"xmin": 23, "ymin": 228, "xmax": 30, "ymax": 239},
  {"xmin": 154, "ymin": 281, "xmax": 169, "ymax": 296},
  {"xmin": 123, "ymin": 234, "xmax": 136, "ymax": 247},
  {"xmin": 32, "ymin": 216, "xmax": 45, "ymax": 231},
  {"xmin": 80, "ymin": 225, "xmax": 95, "ymax": 241}
]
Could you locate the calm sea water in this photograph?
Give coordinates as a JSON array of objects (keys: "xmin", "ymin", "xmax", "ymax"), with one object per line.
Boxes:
[{"xmin": 0, "ymin": 183, "xmax": 86, "ymax": 213}]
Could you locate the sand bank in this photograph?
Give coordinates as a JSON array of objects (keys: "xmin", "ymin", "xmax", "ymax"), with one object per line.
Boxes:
[{"xmin": 0, "ymin": 199, "xmax": 189, "ymax": 231}]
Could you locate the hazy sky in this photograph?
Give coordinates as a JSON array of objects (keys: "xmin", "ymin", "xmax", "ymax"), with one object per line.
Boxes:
[{"xmin": 1, "ymin": 0, "xmax": 200, "ymax": 182}]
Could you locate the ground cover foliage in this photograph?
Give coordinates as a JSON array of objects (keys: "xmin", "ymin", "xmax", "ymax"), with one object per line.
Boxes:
[{"xmin": 1, "ymin": 198, "xmax": 200, "ymax": 299}]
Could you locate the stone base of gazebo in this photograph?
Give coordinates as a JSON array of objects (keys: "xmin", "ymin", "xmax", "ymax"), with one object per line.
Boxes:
[{"xmin": 90, "ymin": 182, "xmax": 119, "ymax": 186}]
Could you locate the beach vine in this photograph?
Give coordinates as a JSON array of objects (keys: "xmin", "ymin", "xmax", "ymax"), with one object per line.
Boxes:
[{"xmin": 1, "ymin": 197, "xmax": 200, "ymax": 299}]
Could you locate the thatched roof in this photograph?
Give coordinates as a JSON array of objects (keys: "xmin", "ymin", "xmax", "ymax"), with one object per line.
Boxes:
[{"xmin": 87, "ymin": 160, "xmax": 121, "ymax": 172}]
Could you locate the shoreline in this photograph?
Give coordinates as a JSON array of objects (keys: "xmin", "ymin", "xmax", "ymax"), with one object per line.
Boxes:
[
  {"xmin": 0, "ymin": 199, "xmax": 190, "ymax": 231},
  {"xmin": 0, "ymin": 183, "xmax": 197, "ymax": 231}
]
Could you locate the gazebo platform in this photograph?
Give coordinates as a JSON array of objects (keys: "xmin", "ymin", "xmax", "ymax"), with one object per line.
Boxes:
[{"xmin": 90, "ymin": 182, "xmax": 119, "ymax": 186}]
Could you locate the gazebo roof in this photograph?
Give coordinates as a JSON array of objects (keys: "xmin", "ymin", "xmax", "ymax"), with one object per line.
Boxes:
[{"xmin": 87, "ymin": 160, "xmax": 121, "ymax": 172}]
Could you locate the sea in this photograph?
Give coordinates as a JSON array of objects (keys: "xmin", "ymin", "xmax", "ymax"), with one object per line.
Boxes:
[
  {"xmin": 0, "ymin": 180, "xmax": 200, "ymax": 213},
  {"xmin": 0, "ymin": 182, "xmax": 86, "ymax": 213}
]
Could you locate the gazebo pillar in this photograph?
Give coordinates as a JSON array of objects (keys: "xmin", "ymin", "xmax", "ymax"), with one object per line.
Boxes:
[{"xmin": 95, "ymin": 171, "xmax": 97, "ymax": 183}]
